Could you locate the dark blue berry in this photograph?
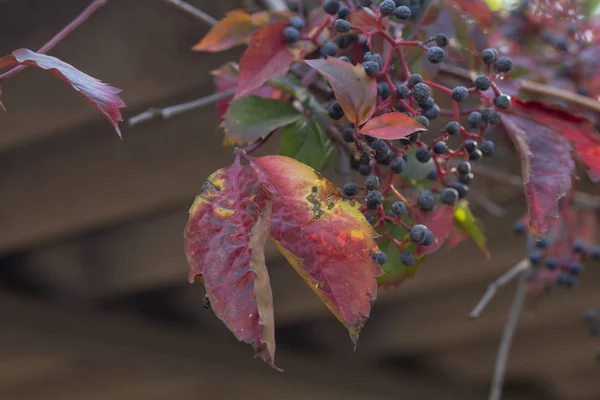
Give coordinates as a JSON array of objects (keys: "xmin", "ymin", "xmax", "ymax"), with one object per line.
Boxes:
[
  {"xmin": 379, "ymin": 153, "xmax": 394, "ymax": 166},
  {"xmin": 481, "ymin": 48, "xmax": 498, "ymax": 65},
  {"xmin": 496, "ymin": 56, "xmax": 513, "ymax": 73},
  {"xmin": 359, "ymin": 163, "xmax": 372, "ymax": 175},
  {"xmin": 323, "ymin": 0, "xmax": 341, "ymax": 15},
  {"xmin": 369, "ymin": 53, "xmax": 384, "ymax": 69},
  {"xmin": 556, "ymin": 271, "xmax": 569, "ymax": 286},
  {"xmin": 328, "ymin": 102, "xmax": 345, "ymax": 120},
  {"xmin": 334, "ymin": 19, "xmax": 351, "ymax": 32},
  {"xmin": 321, "ymin": 41, "xmax": 339, "ymax": 57},
  {"xmin": 568, "ymin": 262, "xmax": 583, "ymax": 276},
  {"xmin": 420, "ymin": 97, "xmax": 435, "ymax": 110},
  {"xmin": 339, "ymin": 56, "xmax": 351, "ymax": 63},
  {"xmin": 365, "ymin": 175, "xmax": 380, "ymax": 190},
  {"xmin": 545, "ymin": 257, "xmax": 558, "ymax": 270},
  {"xmin": 433, "ymin": 141, "xmax": 448, "ymax": 155},
  {"xmin": 391, "ymin": 157, "xmax": 406, "ymax": 173},
  {"xmin": 338, "ymin": 7, "xmax": 351, "ymax": 19},
  {"xmin": 441, "ymin": 188, "xmax": 459, "ymax": 205},
  {"xmin": 480, "ymin": 140, "xmax": 495, "ymax": 157},
  {"xmin": 410, "ymin": 224, "xmax": 429, "ymax": 244},
  {"xmin": 392, "ymin": 201, "xmax": 408, "ymax": 215},
  {"xmin": 366, "ymin": 190, "xmax": 383, "ymax": 209},
  {"xmin": 408, "ymin": 132, "xmax": 421, "ymax": 142},
  {"xmin": 415, "ymin": 116, "xmax": 429, "ymax": 129},
  {"xmin": 395, "ymin": 5, "xmax": 411, "ymax": 19},
  {"xmin": 283, "ymin": 27, "xmax": 300, "ymax": 43},
  {"xmin": 469, "ymin": 149, "xmax": 482, "ymax": 162},
  {"xmin": 468, "ymin": 111, "xmax": 483, "ymax": 128},
  {"xmin": 474, "ymin": 74, "xmax": 491, "ymax": 91},
  {"xmin": 423, "ymin": 104, "xmax": 439, "ymax": 120},
  {"xmin": 407, "ymin": 74, "xmax": 422, "ymax": 88},
  {"xmin": 458, "ymin": 173, "xmax": 473, "ymax": 185},
  {"xmin": 379, "ymin": 0, "xmax": 396, "ymax": 15},
  {"xmin": 427, "ymin": 170, "xmax": 438, "ymax": 181},
  {"xmin": 535, "ymin": 237, "xmax": 549, "ymax": 249},
  {"xmin": 417, "ymin": 189, "xmax": 435, "ymax": 211},
  {"xmin": 396, "ymin": 84, "xmax": 410, "ymax": 99},
  {"xmin": 573, "ymin": 239, "xmax": 586, "ymax": 254},
  {"xmin": 363, "ymin": 61, "xmax": 380, "ymax": 77},
  {"xmin": 481, "ymin": 108, "xmax": 498, "ymax": 124},
  {"xmin": 400, "ymin": 252, "xmax": 416, "ymax": 266},
  {"xmin": 528, "ymin": 250, "xmax": 542, "ymax": 265},
  {"xmin": 435, "ymin": 33, "xmax": 448, "ymax": 47},
  {"xmin": 457, "ymin": 161, "xmax": 471, "ymax": 175},
  {"xmin": 426, "ymin": 46, "xmax": 444, "ymax": 63},
  {"xmin": 513, "ymin": 220, "xmax": 526, "ymax": 234},
  {"xmin": 343, "ymin": 182, "xmax": 359, "ymax": 196},
  {"xmin": 445, "ymin": 121, "xmax": 461, "ymax": 135},
  {"xmin": 371, "ymin": 139, "xmax": 390, "ymax": 161},
  {"xmin": 494, "ymin": 94, "xmax": 511, "ymax": 109},
  {"xmin": 415, "ymin": 146, "xmax": 431, "ymax": 163},
  {"xmin": 412, "ymin": 82, "xmax": 430, "ymax": 103},
  {"xmin": 591, "ymin": 246, "xmax": 600, "ymax": 261},
  {"xmin": 378, "ymin": 82, "xmax": 391, "ymax": 100},
  {"xmin": 374, "ymin": 251, "xmax": 388, "ymax": 264},
  {"xmin": 290, "ymin": 16, "xmax": 305, "ymax": 30},
  {"xmin": 451, "ymin": 182, "xmax": 468, "ymax": 198},
  {"xmin": 451, "ymin": 86, "xmax": 468, "ymax": 102},
  {"xmin": 465, "ymin": 139, "xmax": 478, "ymax": 153},
  {"xmin": 358, "ymin": 0, "xmax": 372, "ymax": 6}
]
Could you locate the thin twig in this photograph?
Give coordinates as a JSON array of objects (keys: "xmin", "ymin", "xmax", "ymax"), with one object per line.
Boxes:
[
  {"xmin": 128, "ymin": 88, "xmax": 236, "ymax": 126},
  {"xmin": 336, "ymin": 144, "xmax": 353, "ymax": 184},
  {"xmin": 489, "ymin": 271, "xmax": 529, "ymax": 400},
  {"xmin": 469, "ymin": 189, "xmax": 507, "ymax": 218},
  {"xmin": 163, "ymin": 0, "xmax": 218, "ymax": 26},
  {"xmin": 473, "ymin": 164, "xmax": 600, "ymax": 209},
  {"xmin": 0, "ymin": 0, "xmax": 108, "ymax": 81},
  {"xmin": 438, "ymin": 63, "xmax": 600, "ymax": 115},
  {"xmin": 470, "ymin": 259, "xmax": 530, "ymax": 319}
]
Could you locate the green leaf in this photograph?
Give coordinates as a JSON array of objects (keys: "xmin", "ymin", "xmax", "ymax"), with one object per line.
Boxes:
[
  {"xmin": 583, "ymin": 0, "xmax": 600, "ymax": 15},
  {"xmin": 222, "ymin": 96, "xmax": 302, "ymax": 145},
  {"xmin": 278, "ymin": 118, "xmax": 333, "ymax": 170},
  {"xmin": 453, "ymin": 200, "xmax": 489, "ymax": 257}
]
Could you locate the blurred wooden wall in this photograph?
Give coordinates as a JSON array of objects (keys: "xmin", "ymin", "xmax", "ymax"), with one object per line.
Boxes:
[{"xmin": 0, "ymin": 1, "xmax": 599, "ymax": 399}]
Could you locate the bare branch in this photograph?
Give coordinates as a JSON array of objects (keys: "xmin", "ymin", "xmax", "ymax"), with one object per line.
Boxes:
[
  {"xmin": 0, "ymin": 0, "xmax": 108, "ymax": 81},
  {"xmin": 489, "ymin": 271, "xmax": 529, "ymax": 400},
  {"xmin": 336, "ymin": 145, "xmax": 353, "ymax": 184},
  {"xmin": 163, "ymin": 0, "xmax": 218, "ymax": 26},
  {"xmin": 470, "ymin": 259, "xmax": 530, "ymax": 319},
  {"xmin": 128, "ymin": 88, "xmax": 236, "ymax": 127},
  {"xmin": 468, "ymin": 189, "xmax": 507, "ymax": 218}
]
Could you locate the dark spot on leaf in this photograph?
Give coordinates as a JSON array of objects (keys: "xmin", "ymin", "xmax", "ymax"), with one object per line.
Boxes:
[
  {"xmin": 306, "ymin": 190, "xmax": 324, "ymax": 219},
  {"xmin": 201, "ymin": 180, "xmax": 221, "ymax": 194},
  {"xmin": 327, "ymin": 202, "xmax": 335, "ymax": 210},
  {"xmin": 312, "ymin": 186, "xmax": 318, "ymax": 193},
  {"xmin": 203, "ymin": 294, "xmax": 211, "ymax": 309}
]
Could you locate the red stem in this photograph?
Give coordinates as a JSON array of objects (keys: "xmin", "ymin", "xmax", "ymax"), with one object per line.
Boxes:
[{"xmin": 0, "ymin": 0, "xmax": 107, "ymax": 81}]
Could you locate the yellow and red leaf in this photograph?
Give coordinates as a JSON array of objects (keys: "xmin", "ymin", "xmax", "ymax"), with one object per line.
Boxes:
[
  {"xmin": 184, "ymin": 163, "xmax": 278, "ymax": 368},
  {"xmin": 192, "ymin": 10, "xmax": 270, "ymax": 52},
  {"xmin": 249, "ymin": 155, "xmax": 382, "ymax": 343}
]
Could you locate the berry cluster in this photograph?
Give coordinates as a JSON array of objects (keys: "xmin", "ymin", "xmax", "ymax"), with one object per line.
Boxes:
[
  {"xmin": 513, "ymin": 220, "xmax": 600, "ymax": 288},
  {"xmin": 289, "ymin": 0, "xmax": 515, "ymax": 267}
]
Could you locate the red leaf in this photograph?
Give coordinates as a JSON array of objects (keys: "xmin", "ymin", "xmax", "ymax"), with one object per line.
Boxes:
[
  {"xmin": 211, "ymin": 62, "xmax": 280, "ymax": 119},
  {"xmin": 305, "ymin": 57, "xmax": 377, "ymax": 125},
  {"xmin": 250, "ymin": 155, "xmax": 382, "ymax": 343},
  {"xmin": 348, "ymin": 9, "xmax": 378, "ymax": 30},
  {"xmin": 500, "ymin": 111, "xmax": 574, "ymax": 236},
  {"xmin": 413, "ymin": 205, "xmax": 455, "ymax": 257},
  {"xmin": 0, "ymin": 48, "xmax": 125, "ymax": 136},
  {"xmin": 235, "ymin": 21, "xmax": 294, "ymax": 99},
  {"xmin": 185, "ymin": 163, "xmax": 278, "ymax": 368},
  {"xmin": 193, "ymin": 10, "xmax": 271, "ymax": 52},
  {"xmin": 360, "ymin": 112, "xmax": 426, "ymax": 140}
]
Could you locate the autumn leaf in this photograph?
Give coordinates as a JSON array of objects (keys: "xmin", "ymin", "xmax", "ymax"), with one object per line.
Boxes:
[
  {"xmin": 184, "ymin": 162, "xmax": 278, "ymax": 368},
  {"xmin": 249, "ymin": 155, "xmax": 382, "ymax": 343},
  {"xmin": 0, "ymin": 48, "xmax": 125, "ymax": 136},
  {"xmin": 278, "ymin": 117, "xmax": 333, "ymax": 170},
  {"xmin": 193, "ymin": 10, "xmax": 271, "ymax": 52},
  {"xmin": 360, "ymin": 112, "xmax": 426, "ymax": 140},
  {"xmin": 305, "ymin": 57, "xmax": 377, "ymax": 125},
  {"xmin": 222, "ymin": 96, "xmax": 302, "ymax": 145},
  {"xmin": 444, "ymin": 0, "xmax": 493, "ymax": 28},
  {"xmin": 212, "ymin": 62, "xmax": 281, "ymax": 119},
  {"xmin": 500, "ymin": 111, "xmax": 574, "ymax": 236},
  {"xmin": 452, "ymin": 200, "xmax": 489, "ymax": 256},
  {"xmin": 235, "ymin": 21, "xmax": 294, "ymax": 99},
  {"xmin": 348, "ymin": 8, "xmax": 378, "ymax": 30},
  {"xmin": 413, "ymin": 205, "xmax": 455, "ymax": 257}
]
